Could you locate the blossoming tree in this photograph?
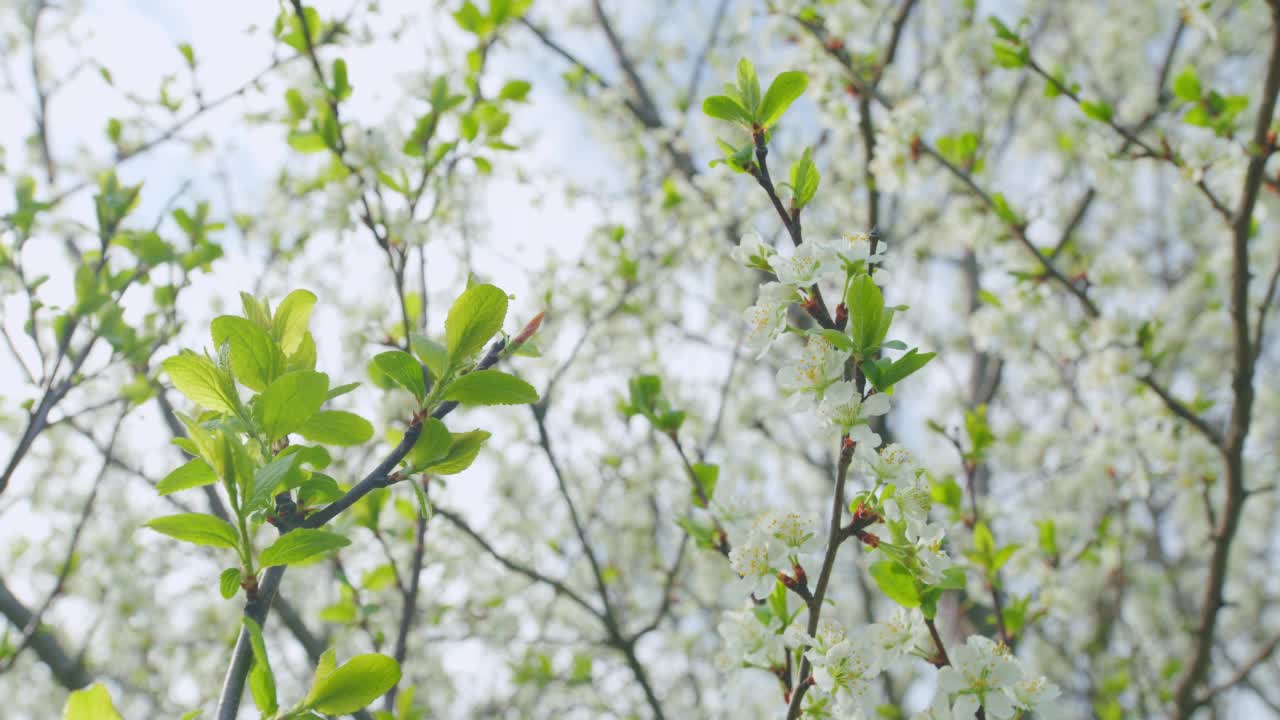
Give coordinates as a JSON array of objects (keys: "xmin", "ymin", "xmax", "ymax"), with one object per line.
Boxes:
[{"xmin": 2, "ymin": 1, "xmax": 1279, "ymax": 719}]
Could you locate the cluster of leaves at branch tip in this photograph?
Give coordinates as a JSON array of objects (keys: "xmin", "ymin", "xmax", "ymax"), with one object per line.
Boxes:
[
  {"xmin": 702, "ymin": 58, "xmax": 808, "ymax": 174},
  {"xmin": 620, "ymin": 375, "xmax": 719, "ymax": 512},
  {"xmin": 135, "ymin": 281, "xmax": 539, "ymax": 716},
  {"xmin": 281, "ymin": 1, "xmax": 531, "ymax": 180}
]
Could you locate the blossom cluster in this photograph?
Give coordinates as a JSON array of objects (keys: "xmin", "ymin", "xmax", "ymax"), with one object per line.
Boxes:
[{"xmin": 718, "ymin": 229, "xmax": 1061, "ymax": 718}]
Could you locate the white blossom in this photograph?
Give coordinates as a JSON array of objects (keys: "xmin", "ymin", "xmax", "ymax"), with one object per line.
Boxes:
[
  {"xmin": 777, "ymin": 337, "xmax": 847, "ymax": 398},
  {"xmin": 934, "ymin": 636, "xmax": 1023, "ymax": 720},
  {"xmin": 742, "ymin": 282, "xmax": 798, "ymax": 358}
]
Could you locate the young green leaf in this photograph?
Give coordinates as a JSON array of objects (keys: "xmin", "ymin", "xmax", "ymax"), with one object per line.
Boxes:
[
  {"xmin": 303, "ymin": 653, "xmax": 403, "ymax": 715},
  {"xmin": 326, "ymin": 381, "xmax": 361, "ymax": 400},
  {"xmin": 259, "ymin": 528, "xmax": 351, "ymax": 567},
  {"xmin": 298, "ymin": 410, "xmax": 375, "ymax": 446},
  {"xmin": 411, "ymin": 334, "xmax": 449, "ymax": 379},
  {"xmin": 373, "ymin": 351, "xmax": 427, "ymax": 404},
  {"xmin": 423, "ymin": 429, "xmax": 491, "ymax": 475},
  {"xmin": 845, "ymin": 274, "xmax": 886, "ymax": 354},
  {"xmin": 411, "ymin": 476, "xmax": 433, "ymax": 521},
  {"xmin": 62, "ymin": 684, "xmax": 123, "ymax": 720},
  {"xmin": 735, "ymin": 58, "xmax": 761, "ymax": 118},
  {"xmin": 701, "ymin": 95, "xmax": 751, "ymax": 126},
  {"xmin": 444, "ymin": 283, "xmax": 508, "ymax": 363},
  {"xmin": 1081, "ymin": 100, "xmax": 1114, "ymax": 123},
  {"xmin": 442, "ymin": 369, "xmax": 539, "ymax": 406},
  {"xmin": 272, "ymin": 289, "xmax": 317, "ymax": 354},
  {"xmin": 758, "ymin": 70, "xmax": 808, "ymax": 129},
  {"xmin": 248, "ymin": 454, "xmax": 301, "ymax": 512},
  {"xmin": 1172, "ymin": 65, "xmax": 1201, "ymax": 102},
  {"xmin": 789, "ymin": 147, "xmax": 820, "ymax": 208},
  {"xmin": 288, "ymin": 131, "xmax": 328, "ymax": 153},
  {"xmin": 256, "ymin": 371, "xmax": 330, "ymax": 442},
  {"xmin": 864, "ymin": 349, "xmax": 936, "ymax": 391},
  {"xmin": 162, "ymin": 352, "xmax": 239, "ymax": 415},
  {"xmin": 690, "ymin": 463, "xmax": 719, "ymax": 508},
  {"xmin": 144, "ymin": 513, "xmax": 240, "ymax": 549},
  {"xmin": 408, "ymin": 417, "xmax": 452, "ymax": 472},
  {"xmin": 211, "ymin": 316, "xmax": 284, "ymax": 393},
  {"xmin": 868, "ymin": 559, "xmax": 921, "ymax": 608},
  {"xmin": 499, "ymin": 79, "xmax": 532, "ymax": 101},
  {"xmin": 220, "ymin": 568, "xmax": 242, "ymax": 599},
  {"xmin": 244, "ymin": 617, "xmax": 278, "ymax": 716},
  {"xmin": 156, "ymin": 458, "xmax": 216, "ymax": 496}
]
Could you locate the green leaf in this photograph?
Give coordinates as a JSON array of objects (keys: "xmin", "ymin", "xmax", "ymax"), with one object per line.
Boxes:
[
  {"xmin": 1172, "ymin": 65, "xmax": 1201, "ymax": 102},
  {"xmin": 701, "ymin": 95, "xmax": 751, "ymax": 125},
  {"xmin": 259, "ymin": 528, "xmax": 351, "ymax": 567},
  {"xmin": 988, "ymin": 16, "xmax": 1020, "ymax": 42},
  {"xmin": 62, "ymin": 684, "xmax": 123, "ymax": 720},
  {"xmin": 410, "ymin": 334, "xmax": 449, "ymax": 379},
  {"xmin": 1081, "ymin": 100, "xmax": 1113, "ymax": 123},
  {"xmin": 758, "ymin": 71, "xmax": 808, "ymax": 128},
  {"xmin": 408, "ymin": 418, "xmax": 452, "ymax": 472},
  {"xmin": 499, "ymin": 79, "xmax": 532, "ymax": 101},
  {"xmin": 272, "ymin": 289, "xmax": 317, "ymax": 354},
  {"xmin": 220, "ymin": 568, "xmax": 242, "ymax": 599},
  {"xmin": 845, "ymin": 273, "xmax": 886, "ymax": 354},
  {"xmin": 288, "ymin": 131, "xmax": 328, "ymax": 153},
  {"xmin": 690, "ymin": 463, "xmax": 718, "ymax": 508},
  {"xmin": 162, "ymin": 352, "xmax": 239, "ymax": 415},
  {"xmin": 373, "ymin": 351, "xmax": 427, "ymax": 404},
  {"xmin": 244, "ymin": 617, "xmax": 278, "ymax": 716},
  {"xmin": 992, "ymin": 543, "xmax": 1020, "ymax": 572},
  {"xmin": 362, "ymin": 564, "xmax": 398, "ymax": 591},
  {"xmin": 990, "ymin": 192, "xmax": 1021, "ymax": 226},
  {"xmin": 991, "ymin": 40, "xmax": 1027, "ymax": 68},
  {"xmin": 444, "ymin": 284, "xmax": 508, "ymax": 364},
  {"xmin": 156, "ymin": 458, "xmax": 217, "ymax": 495},
  {"xmin": 735, "ymin": 58, "xmax": 761, "ymax": 117},
  {"xmin": 789, "ymin": 147, "xmax": 820, "ymax": 208},
  {"xmin": 936, "ymin": 566, "xmax": 967, "ymax": 591},
  {"xmin": 326, "ymin": 381, "xmax": 361, "ymax": 400},
  {"xmin": 868, "ymin": 560, "xmax": 920, "ymax": 608},
  {"xmin": 443, "ymin": 370, "xmax": 539, "ymax": 406},
  {"xmin": 256, "ymin": 371, "xmax": 330, "ymax": 442},
  {"xmin": 973, "ymin": 521, "xmax": 996, "ymax": 558},
  {"xmin": 144, "ymin": 513, "xmax": 240, "ymax": 549},
  {"xmin": 298, "ymin": 410, "xmax": 374, "ymax": 446},
  {"xmin": 411, "ymin": 476, "xmax": 433, "ymax": 521},
  {"xmin": 249, "ymin": 453, "xmax": 301, "ymax": 512},
  {"xmin": 423, "ymin": 429, "xmax": 490, "ymax": 475},
  {"xmin": 865, "ymin": 349, "xmax": 936, "ymax": 391},
  {"xmin": 212, "ymin": 316, "xmax": 283, "ymax": 393},
  {"xmin": 304, "ymin": 653, "xmax": 402, "ymax": 715},
  {"xmin": 331, "ymin": 58, "xmax": 351, "ymax": 101}
]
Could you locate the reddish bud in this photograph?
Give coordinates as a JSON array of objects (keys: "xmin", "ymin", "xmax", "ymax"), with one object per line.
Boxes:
[
  {"xmin": 842, "ymin": 436, "xmax": 856, "ymax": 451},
  {"xmin": 855, "ymin": 530, "xmax": 881, "ymax": 548},
  {"xmin": 845, "ymin": 83, "xmax": 859, "ymax": 97},
  {"xmin": 792, "ymin": 563, "xmax": 807, "ymax": 586},
  {"xmin": 910, "ymin": 134, "xmax": 922, "ymax": 162},
  {"xmin": 514, "ymin": 311, "xmax": 545, "ymax": 346},
  {"xmin": 834, "ymin": 303, "xmax": 848, "ymax": 327},
  {"xmin": 825, "ymin": 36, "xmax": 845, "ymax": 52}
]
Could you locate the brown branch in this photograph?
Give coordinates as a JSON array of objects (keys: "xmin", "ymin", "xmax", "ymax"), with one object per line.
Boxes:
[
  {"xmin": 785, "ymin": 439, "xmax": 854, "ymax": 719},
  {"xmin": 1172, "ymin": 4, "xmax": 1280, "ymax": 714},
  {"xmin": 1195, "ymin": 631, "xmax": 1280, "ymax": 708}
]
